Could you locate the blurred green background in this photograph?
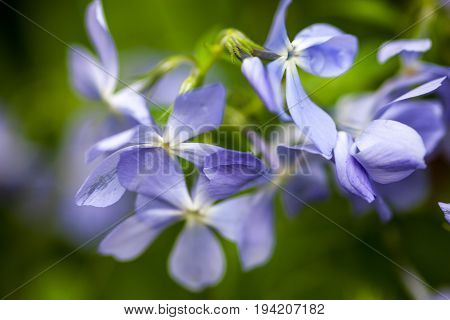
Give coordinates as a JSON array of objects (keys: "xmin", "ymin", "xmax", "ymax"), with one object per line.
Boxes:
[{"xmin": 0, "ymin": 0, "xmax": 449, "ymax": 299}]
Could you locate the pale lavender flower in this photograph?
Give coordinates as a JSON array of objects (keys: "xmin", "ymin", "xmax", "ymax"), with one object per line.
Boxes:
[
  {"xmin": 69, "ymin": 0, "xmax": 151, "ymax": 125},
  {"xmin": 75, "ymin": 84, "xmax": 227, "ymax": 208},
  {"xmin": 241, "ymin": 0, "xmax": 357, "ymax": 159},
  {"xmin": 98, "ymin": 156, "xmax": 246, "ymax": 292},
  {"xmin": 333, "ymin": 78, "xmax": 447, "ymax": 220}
]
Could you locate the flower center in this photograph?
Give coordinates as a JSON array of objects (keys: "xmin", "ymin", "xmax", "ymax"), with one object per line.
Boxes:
[
  {"xmin": 272, "ymin": 166, "xmax": 292, "ymax": 186},
  {"xmin": 287, "ymin": 50, "xmax": 295, "ymax": 60},
  {"xmin": 184, "ymin": 209, "xmax": 205, "ymax": 223},
  {"xmin": 159, "ymin": 140, "xmax": 178, "ymax": 157},
  {"xmin": 161, "ymin": 141, "xmax": 172, "ymax": 151},
  {"xmin": 286, "ymin": 44, "xmax": 301, "ymax": 61},
  {"xmin": 403, "ymin": 65, "xmax": 419, "ymax": 76}
]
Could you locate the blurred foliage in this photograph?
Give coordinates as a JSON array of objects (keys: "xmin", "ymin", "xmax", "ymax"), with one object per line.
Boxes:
[{"xmin": 0, "ymin": 0, "xmax": 449, "ymax": 299}]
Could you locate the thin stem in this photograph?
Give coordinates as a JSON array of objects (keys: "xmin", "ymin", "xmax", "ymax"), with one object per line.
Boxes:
[
  {"xmin": 139, "ymin": 55, "xmax": 196, "ymax": 93},
  {"xmin": 414, "ymin": 0, "xmax": 436, "ymax": 38}
]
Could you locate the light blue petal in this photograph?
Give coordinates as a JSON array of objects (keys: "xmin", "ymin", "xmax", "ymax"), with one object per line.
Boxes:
[
  {"xmin": 334, "ymin": 93, "xmax": 375, "ymax": 135},
  {"xmin": 241, "ymin": 58, "xmax": 289, "ymax": 121},
  {"xmin": 117, "ymin": 147, "xmax": 193, "ymax": 209},
  {"xmin": 267, "ymin": 58, "xmax": 290, "ymax": 120},
  {"xmin": 203, "ymin": 149, "xmax": 269, "ymax": 200},
  {"xmin": 68, "ymin": 46, "xmax": 104, "ymax": 100},
  {"xmin": 281, "ymin": 159, "xmax": 329, "ymax": 216},
  {"xmin": 379, "ymin": 100, "xmax": 445, "ymax": 154},
  {"xmin": 99, "ymin": 211, "xmax": 179, "ymax": 261},
  {"xmin": 377, "ymin": 39, "xmax": 431, "ymax": 64},
  {"xmin": 264, "ymin": 0, "xmax": 292, "ymax": 54},
  {"xmin": 285, "ymin": 63, "xmax": 337, "ymax": 159},
  {"xmin": 386, "ymin": 76, "xmax": 447, "ymax": 106},
  {"xmin": 190, "ymin": 174, "xmax": 217, "ymax": 208},
  {"xmin": 241, "ymin": 57, "xmax": 290, "ymax": 121},
  {"xmin": 169, "ymin": 222, "xmax": 225, "ymax": 291},
  {"xmin": 293, "ymin": 23, "xmax": 345, "ymax": 49},
  {"xmin": 333, "ymin": 131, "xmax": 375, "ymax": 203},
  {"xmin": 164, "ymin": 83, "xmax": 226, "ymax": 144},
  {"xmin": 109, "ymin": 85, "xmax": 154, "ymax": 126},
  {"xmin": 276, "ymin": 143, "xmax": 320, "ymax": 170},
  {"xmin": 86, "ymin": 0, "xmax": 118, "ymax": 94},
  {"xmin": 374, "ymin": 76, "xmax": 447, "ymax": 118},
  {"xmin": 205, "ymin": 193, "xmax": 251, "ymax": 242},
  {"xmin": 172, "ymin": 142, "xmax": 226, "ymax": 168},
  {"xmin": 237, "ymin": 190, "xmax": 276, "ymax": 270},
  {"xmin": 277, "ymin": 142, "xmax": 326, "ymax": 161},
  {"xmin": 85, "ymin": 125, "xmax": 162, "ymax": 163},
  {"xmin": 135, "ymin": 193, "xmax": 180, "ymax": 213},
  {"xmin": 85, "ymin": 126, "xmax": 138, "ymax": 163},
  {"xmin": 241, "ymin": 57, "xmax": 275, "ymax": 111},
  {"xmin": 352, "ymin": 120, "xmax": 426, "ymax": 184},
  {"xmin": 376, "ymin": 171, "xmax": 429, "ymax": 212},
  {"xmin": 373, "ymin": 72, "xmax": 433, "ymax": 107},
  {"xmin": 294, "ymin": 24, "xmax": 358, "ymax": 77},
  {"xmin": 148, "ymin": 65, "xmax": 191, "ymax": 106},
  {"xmin": 75, "ymin": 147, "xmax": 132, "ymax": 207}
]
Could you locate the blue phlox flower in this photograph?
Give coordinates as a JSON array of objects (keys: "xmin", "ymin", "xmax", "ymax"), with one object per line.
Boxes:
[
  {"xmin": 75, "ymin": 84, "xmax": 227, "ymax": 208},
  {"xmin": 98, "ymin": 156, "xmax": 248, "ymax": 292},
  {"xmin": 332, "ymin": 79, "xmax": 447, "ymax": 220},
  {"xmin": 69, "ymin": 0, "xmax": 152, "ymax": 125},
  {"xmin": 241, "ymin": 0, "xmax": 358, "ymax": 159}
]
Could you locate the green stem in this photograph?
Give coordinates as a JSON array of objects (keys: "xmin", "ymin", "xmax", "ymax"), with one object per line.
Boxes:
[
  {"xmin": 180, "ymin": 28, "xmax": 265, "ymax": 92},
  {"xmin": 197, "ymin": 43, "xmax": 224, "ymax": 85},
  {"xmin": 180, "ymin": 43, "xmax": 224, "ymax": 93},
  {"xmin": 414, "ymin": 0, "xmax": 437, "ymax": 38},
  {"xmin": 139, "ymin": 54, "xmax": 196, "ymax": 93}
]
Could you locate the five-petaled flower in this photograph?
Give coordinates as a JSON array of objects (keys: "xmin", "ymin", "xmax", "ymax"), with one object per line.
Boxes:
[
  {"xmin": 99, "ymin": 162, "xmax": 247, "ymax": 291},
  {"xmin": 241, "ymin": 0, "xmax": 358, "ymax": 159},
  {"xmin": 333, "ymin": 78, "xmax": 447, "ymax": 220},
  {"xmin": 75, "ymin": 84, "xmax": 227, "ymax": 208},
  {"xmin": 69, "ymin": 0, "xmax": 151, "ymax": 125}
]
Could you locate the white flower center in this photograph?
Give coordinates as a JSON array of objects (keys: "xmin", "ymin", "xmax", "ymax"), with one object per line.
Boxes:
[{"xmin": 286, "ymin": 43, "xmax": 302, "ymax": 61}]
